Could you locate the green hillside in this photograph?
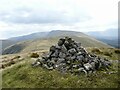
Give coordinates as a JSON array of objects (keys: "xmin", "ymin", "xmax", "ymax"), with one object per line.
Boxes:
[
  {"xmin": 2, "ymin": 30, "xmax": 88, "ymax": 50},
  {"xmin": 3, "ymin": 36, "xmax": 112, "ymax": 55},
  {"xmin": 2, "ymin": 54, "xmax": 119, "ymax": 88},
  {"xmin": 1, "ymin": 47, "xmax": 119, "ymax": 88}
]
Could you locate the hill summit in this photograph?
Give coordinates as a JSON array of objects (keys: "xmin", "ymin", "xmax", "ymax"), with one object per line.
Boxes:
[{"xmin": 32, "ymin": 36, "xmax": 112, "ymax": 75}]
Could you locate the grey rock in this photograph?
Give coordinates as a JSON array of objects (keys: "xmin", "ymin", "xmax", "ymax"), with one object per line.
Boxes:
[
  {"xmin": 78, "ymin": 67, "xmax": 87, "ymax": 75},
  {"xmin": 68, "ymin": 48, "xmax": 77, "ymax": 55},
  {"xmin": 83, "ymin": 63, "xmax": 92, "ymax": 71},
  {"xmin": 32, "ymin": 36, "xmax": 112, "ymax": 76},
  {"xmin": 55, "ymin": 45, "xmax": 62, "ymax": 50},
  {"xmin": 31, "ymin": 61, "xmax": 41, "ymax": 67},
  {"xmin": 59, "ymin": 52, "xmax": 66, "ymax": 58},
  {"xmin": 71, "ymin": 56, "xmax": 76, "ymax": 60},
  {"xmin": 58, "ymin": 38, "xmax": 65, "ymax": 46},
  {"xmin": 50, "ymin": 45, "xmax": 56, "ymax": 52},
  {"xmin": 51, "ymin": 50, "xmax": 59, "ymax": 58},
  {"xmin": 76, "ymin": 55, "xmax": 84, "ymax": 62},
  {"xmin": 57, "ymin": 58, "xmax": 66, "ymax": 64}
]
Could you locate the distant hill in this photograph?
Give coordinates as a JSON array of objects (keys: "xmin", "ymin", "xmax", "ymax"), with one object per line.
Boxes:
[
  {"xmin": 9, "ymin": 32, "xmax": 49, "ymax": 41},
  {"xmin": 86, "ymin": 28, "xmax": 118, "ymax": 39},
  {"xmin": 2, "ymin": 30, "xmax": 112, "ymax": 55},
  {"xmin": 1, "ymin": 30, "xmax": 91, "ymax": 50},
  {"xmin": 86, "ymin": 28, "xmax": 118, "ymax": 48},
  {"xmin": 47, "ymin": 30, "xmax": 87, "ymax": 37},
  {"xmin": 2, "ymin": 40, "xmax": 17, "ymax": 50},
  {"xmin": 2, "ymin": 32, "xmax": 49, "ymax": 50}
]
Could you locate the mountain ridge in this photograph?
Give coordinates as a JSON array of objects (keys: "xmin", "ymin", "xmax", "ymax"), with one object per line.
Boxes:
[
  {"xmin": 2, "ymin": 30, "xmax": 112, "ymax": 55},
  {"xmin": 2, "ymin": 30, "xmax": 89, "ymax": 50}
]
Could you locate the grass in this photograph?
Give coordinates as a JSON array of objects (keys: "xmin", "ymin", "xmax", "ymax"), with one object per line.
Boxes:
[
  {"xmin": 2, "ymin": 47, "xmax": 120, "ymax": 88},
  {"xmin": 1, "ymin": 55, "xmax": 24, "ymax": 69},
  {"xmin": 87, "ymin": 47, "xmax": 119, "ymax": 60},
  {"xmin": 2, "ymin": 57, "xmax": 119, "ymax": 88}
]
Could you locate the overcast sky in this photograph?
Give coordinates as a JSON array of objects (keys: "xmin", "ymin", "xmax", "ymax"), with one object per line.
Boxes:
[{"xmin": 0, "ymin": 0, "xmax": 118, "ymax": 39}]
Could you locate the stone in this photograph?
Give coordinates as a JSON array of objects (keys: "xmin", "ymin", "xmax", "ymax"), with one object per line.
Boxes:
[
  {"xmin": 32, "ymin": 36, "xmax": 112, "ymax": 76},
  {"xmin": 83, "ymin": 63, "xmax": 92, "ymax": 71},
  {"xmin": 59, "ymin": 52, "xmax": 66, "ymax": 58},
  {"xmin": 68, "ymin": 48, "xmax": 77, "ymax": 55},
  {"xmin": 31, "ymin": 61, "xmax": 40, "ymax": 67},
  {"xmin": 50, "ymin": 45, "xmax": 56, "ymax": 52},
  {"xmin": 51, "ymin": 50, "xmax": 59, "ymax": 58},
  {"xmin": 55, "ymin": 45, "xmax": 62, "ymax": 50},
  {"xmin": 56, "ymin": 58, "xmax": 66, "ymax": 64},
  {"xmin": 58, "ymin": 38, "xmax": 65, "ymax": 46},
  {"xmin": 76, "ymin": 55, "xmax": 84, "ymax": 63},
  {"xmin": 78, "ymin": 67, "xmax": 87, "ymax": 75}
]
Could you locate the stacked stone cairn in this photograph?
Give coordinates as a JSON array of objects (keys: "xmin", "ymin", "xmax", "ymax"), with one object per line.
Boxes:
[{"xmin": 32, "ymin": 37, "xmax": 112, "ymax": 75}]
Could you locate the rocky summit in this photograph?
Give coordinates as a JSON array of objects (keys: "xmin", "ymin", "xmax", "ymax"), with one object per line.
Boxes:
[{"xmin": 32, "ymin": 37, "xmax": 112, "ymax": 75}]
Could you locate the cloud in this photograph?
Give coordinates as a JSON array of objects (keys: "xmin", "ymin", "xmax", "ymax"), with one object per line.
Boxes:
[
  {"xmin": 0, "ymin": 0, "xmax": 118, "ymax": 39},
  {"xmin": 0, "ymin": 8, "xmax": 91, "ymax": 24}
]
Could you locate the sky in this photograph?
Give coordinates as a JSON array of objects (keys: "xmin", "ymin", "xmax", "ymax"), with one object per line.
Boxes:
[{"xmin": 0, "ymin": 0, "xmax": 118, "ymax": 39}]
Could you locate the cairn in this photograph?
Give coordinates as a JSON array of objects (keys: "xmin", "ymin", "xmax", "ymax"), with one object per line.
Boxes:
[{"xmin": 32, "ymin": 37, "xmax": 111, "ymax": 75}]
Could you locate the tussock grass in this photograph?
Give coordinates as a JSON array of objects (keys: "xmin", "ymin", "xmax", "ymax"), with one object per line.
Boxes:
[
  {"xmin": 87, "ymin": 48, "xmax": 119, "ymax": 60},
  {"xmin": 30, "ymin": 53, "xmax": 39, "ymax": 58},
  {"xmin": 1, "ymin": 55, "xmax": 24, "ymax": 69},
  {"xmin": 114, "ymin": 49, "xmax": 120, "ymax": 54},
  {"xmin": 103, "ymin": 52, "xmax": 112, "ymax": 57},
  {"xmin": 91, "ymin": 48, "xmax": 102, "ymax": 54},
  {"xmin": 2, "ymin": 58, "xmax": 119, "ymax": 88}
]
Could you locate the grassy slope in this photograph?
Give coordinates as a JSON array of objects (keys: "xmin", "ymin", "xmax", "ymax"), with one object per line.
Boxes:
[
  {"xmin": 86, "ymin": 47, "xmax": 119, "ymax": 60},
  {"xmin": 2, "ymin": 58, "xmax": 118, "ymax": 88},
  {"xmin": 2, "ymin": 48, "xmax": 120, "ymax": 88},
  {"xmin": 3, "ymin": 36, "xmax": 112, "ymax": 55}
]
